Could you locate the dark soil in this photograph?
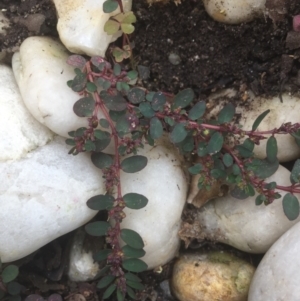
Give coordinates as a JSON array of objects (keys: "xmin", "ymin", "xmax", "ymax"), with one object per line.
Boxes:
[{"xmin": 0, "ymin": 0, "xmax": 299, "ymax": 300}]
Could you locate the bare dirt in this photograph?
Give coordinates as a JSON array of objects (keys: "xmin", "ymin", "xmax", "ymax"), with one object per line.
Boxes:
[{"xmin": 0, "ymin": 0, "xmax": 299, "ymax": 300}]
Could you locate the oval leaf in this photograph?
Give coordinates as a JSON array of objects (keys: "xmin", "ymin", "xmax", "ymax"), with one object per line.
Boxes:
[
  {"xmin": 125, "ymin": 273, "xmax": 142, "ymax": 282},
  {"xmin": 85, "ymin": 221, "xmax": 110, "ymax": 236},
  {"xmin": 91, "ymin": 152, "xmax": 113, "ymax": 169},
  {"xmin": 104, "ymin": 19, "xmax": 120, "ymax": 35},
  {"xmin": 121, "ymin": 156, "xmax": 148, "ymax": 173},
  {"xmin": 266, "ymin": 136, "xmax": 278, "ymax": 163},
  {"xmin": 151, "ymin": 92, "xmax": 166, "ymax": 111},
  {"xmin": 139, "ymin": 102, "xmax": 155, "ymax": 118},
  {"xmin": 123, "ymin": 193, "xmax": 148, "ymax": 209},
  {"xmin": 122, "ymin": 259, "xmax": 148, "ymax": 273},
  {"xmin": 207, "ymin": 132, "xmax": 224, "ymax": 154},
  {"xmin": 122, "ymin": 245, "xmax": 146, "ymax": 258},
  {"xmin": 73, "ymin": 97, "xmax": 95, "ymax": 117},
  {"xmin": 170, "ymin": 123, "xmax": 187, "ymax": 144},
  {"xmin": 252, "ymin": 109, "xmax": 270, "ymax": 131},
  {"xmin": 97, "ymin": 275, "xmax": 116, "ymax": 289},
  {"xmin": 290, "ymin": 159, "xmax": 300, "ymax": 184},
  {"xmin": 121, "ymin": 229, "xmax": 144, "ymax": 249},
  {"xmin": 103, "ymin": 284, "xmax": 117, "ymax": 299},
  {"xmin": 103, "ymin": 0, "xmax": 118, "ymax": 13},
  {"xmin": 217, "ymin": 103, "xmax": 235, "ymax": 124},
  {"xmin": 150, "ymin": 117, "xmax": 163, "ymax": 140},
  {"xmin": 7, "ymin": 282, "xmax": 22, "ymax": 296},
  {"xmin": 188, "ymin": 101, "xmax": 206, "ymax": 120},
  {"xmin": 66, "ymin": 55, "xmax": 87, "ymax": 69},
  {"xmin": 246, "ymin": 158, "xmax": 279, "ymax": 179},
  {"xmin": 127, "ymin": 87, "xmax": 145, "ymax": 104},
  {"xmin": 126, "ymin": 280, "xmax": 145, "ymax": 290},
  {"xmin": 282, "ymin": 193, "xmax": 300, "ymax": 221},
  {"xmin": 174, "ymin": 88, "xmax": 194, "ymax": 109},
  {"xmin": 86, "ymin": 195, "xmax": 115, "ymax": 210},
  {"xmin": 2, "ymin": 265, "xmax": 19, "ymax": 283}
]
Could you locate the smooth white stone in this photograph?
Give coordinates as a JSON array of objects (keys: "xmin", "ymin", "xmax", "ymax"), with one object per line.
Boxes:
[
  {"xmin": 119, "ymin": 138, "xmax": 188, "ymax": 270},
  {"xmin": 53, "ymin": 0, "xmax": 132, "ymax": 57},
  {"xmin": 207, "ymin": 89, "xmax": 300, "ymax": 162},
  {"xmin": 196, "ymin": 165, "xmax": 300, "ymax": 253},
  {"xmin": 248, "ymin": 221, "xmax": 300, "ymax": 300},
  {"xmin": 0, "ymin": 136, "xmax": 105, "ymax": 262},
  {"xmin": 0, "ymin": 64, "xmax": 53, "ymax": 161},
  {"xmin": 12, "ymin": 36, "xmax": 115, "ymax": 153},
  {"xmin": 203, "ymin": 0, "xmax": 266, "ymax": 24},
  {"xmin": 12, "ymin": 37, "xmax": 89, "ymax": 138}
]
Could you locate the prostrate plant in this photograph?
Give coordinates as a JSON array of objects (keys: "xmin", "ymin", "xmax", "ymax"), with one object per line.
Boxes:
[{"xmin": 66, "ymin": 51, "xmax": 300, "ymax": 300}]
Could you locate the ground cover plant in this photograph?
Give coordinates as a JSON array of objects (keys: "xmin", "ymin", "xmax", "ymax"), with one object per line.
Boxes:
[{"xmin": 59, "ymin": 1, "xmax": 300, "ymax": 300}]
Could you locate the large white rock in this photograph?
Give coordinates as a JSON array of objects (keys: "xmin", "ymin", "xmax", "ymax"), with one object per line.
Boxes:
[
  {"xmin": 203, "ymin": 0, "xmax": 266, "ymax": 24},
  {"xmin": 119, "ymin": 138, "xmax": 188, "ymax": 270},
  {"xmin": 207, "ymin": 89, "xmax": 300, "ymax": 162},
  {"xmin": 0, "ymin": 136, "xmax": 105, "ymax": 262},
  {"xmin": 248, "ymin": 221, "xmax": 300, "ymax": 300},
  {"xmin": 12, "ymin": 37, "xmax": 89, "ymax": 139},
  {"xmin": 53, "ymin": 0, "xmax": 132, "ymax": 57},
  {"xmin": 196, "ymin": 165, "xmax": 300, "ymax": 253},
  {"xmin": 0, "ymin": 64, "xmax": 53, "ymax": 161}
]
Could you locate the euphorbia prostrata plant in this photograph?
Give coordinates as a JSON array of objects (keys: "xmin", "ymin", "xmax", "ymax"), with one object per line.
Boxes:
[{"xmin": 63, "ymin": 0, "xmax": 300, "ymax": 300}]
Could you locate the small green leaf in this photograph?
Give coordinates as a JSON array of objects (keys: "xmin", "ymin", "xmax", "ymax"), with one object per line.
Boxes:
[
  {"xmin": 121, "ymin": 23, "xmax": 135, "ymax": 34},
  {"xmin": 97, "ymin": 275, "xmax": 116, "ymax": 289},
  {"xmin": 122, "ymin": 11, "xmax": 137, "ymax": 24},
  {"xmin": 207, "ymin": 132, "xmax": 224, "ymax": 154},
  {"xmin": 256, "ymin": 194, "xmax": 266, "ymax": 205},
  {"xmin": 127, "ymin": 88, "xmax": 145, "ymax": 104},
  {"xmin": 94, "ymin": 130, "xmax": 110, "ymax": 141},
  {"xmin": 99, "ymin": 119, "xmax": 110, "ymax": 129},
  {"xmin": 101, "ymin": 91, "xmax": 127, "ymax": 111},
  {"xmin": 75, "ymin": 127, "xmax": 87, "ymax": 137},
  {"xmin": 188, "ymin": 163, "xmax": 203, "ymax": 175},
  {"xmin": 121, "ymin": 156, "xmax": 148, "ymax": 173},
  {"xmin": 85, "ymin": 221, "xmax": 110, "ymax": 236},
  {"xmin": 217, "ymin": 103, "xmax": 235, "ymax": 124},
  {"xmin": 266, "ymin": 136, "xmax": 278, "ymax": 163},
  {"xmin": 103, "ymin": 284, "xmax": 117, "ymax": 299},
  {"xmin": 86, "ymin": 82, "xmax": 97, "ymax": 93},
  {"xmin": 86, "ymin": 195, "xmax": 115, "ymax": 210},
  {"xmin": 91, "ymin": 56, "xmax": 108, "ymax": 71},
  {"xmin": 94, "ymin": 138, "xmax": 111, "ymax": 152},
  {"xmin": 127, "ymin": 70, "xmax": 138, "ymax": 80},
  {"xmin": 170, "ymin": 123, "xmax": 187, "ymax": 144},
  {"xmin": 84, "ymin": 140, "xmax": 96, "ymax": 152},
  {"xmin": 252, "ymin": 109, "xmax": 270, "ymax": 131},
  {"xmin": 91, "ymin": 152, "xmax": 113, "ymax": 169},
  {"xmin": 246, "ymin": 158, "xmax": 279, "ymax": 179},
  {"xmin": 146, "ymin": 92, "xmax": 155, "ymax": 102},
  {"xmin": 93, "ymin": 249, "xmax": 112, "ymax": 262},
  {"xmin": 65, "ymin": 139, "xmax": 75, "ymax": 146},
  {"xmin": 188, "ymin": 101, "xmax": 206, "ymax": 120},
  {"xmin": 2, "ymin": 265, "xmax": 19, "ymax": 283},
  {"xmin": 121, "ymin": 229, "xmax": 144, "ymax": 249},
  {"xmin": 71, "ymin": 70, "xmax": 87, "ymax": 92},
  {"xmin": 122, "ymin": 259, "xmax": 148, "ymax": 272},
  {"xmin": 139, "ymin": 102, "xmax": 155, "ymax": 118},
  {"xmin": 103, "ymin": 0, "xmax": 118, "ymax": 13},
  {"xmin": 104, "ymin": 19, "xmax": 120, "ymax": 35},
  {"xmin": 174, "ymin": 88, "xmax": 194, "ymax": 109},
  {"xmin": 126, "ymin": 280, "xmax": 145, "ymax": 290},
  {"xmin": 290, "ymin": 159, "xmax": 300, "ymax": 184},
  {"xmin": 282, "ymin": 193, "xmax": 300, "ymax": 221},
  {"xmin": 116, "ymin": 115, "xmax": 131, "ymax": 135},
  {"xmin": 150, "ymin": 117, "xmax": 163, "ymax": 139},
  {"xmin": 122, "ymin": 245, "xmax": 146, "ymax": 258},
  {"xmin": 223, "ymin": 153, "xmax": 233, "ymax": 167},
  {"xmin": 231, "ymin": 185, "xmax": 251, "ymax": 199},
  {"xmin": 73, "ymin": 97, "xmax": 95, "ymax": 117},
  {"xmin": 125, "ymin": 273, "xmax": 142, "ymax": 282},
  {"xmin": 151, "ymin": 92, "xmax": 166, "ymax": 111},
  {"xmin": 164, "ymin": 117, "xmax": 175, "ymax": 126},
  {"xmin": 123, "ymin": 193, "xmax": 148, "ymax": 209},
  {"xmin": 117, "ymin": 289, "xmax": 125, "ymax": 301}
]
